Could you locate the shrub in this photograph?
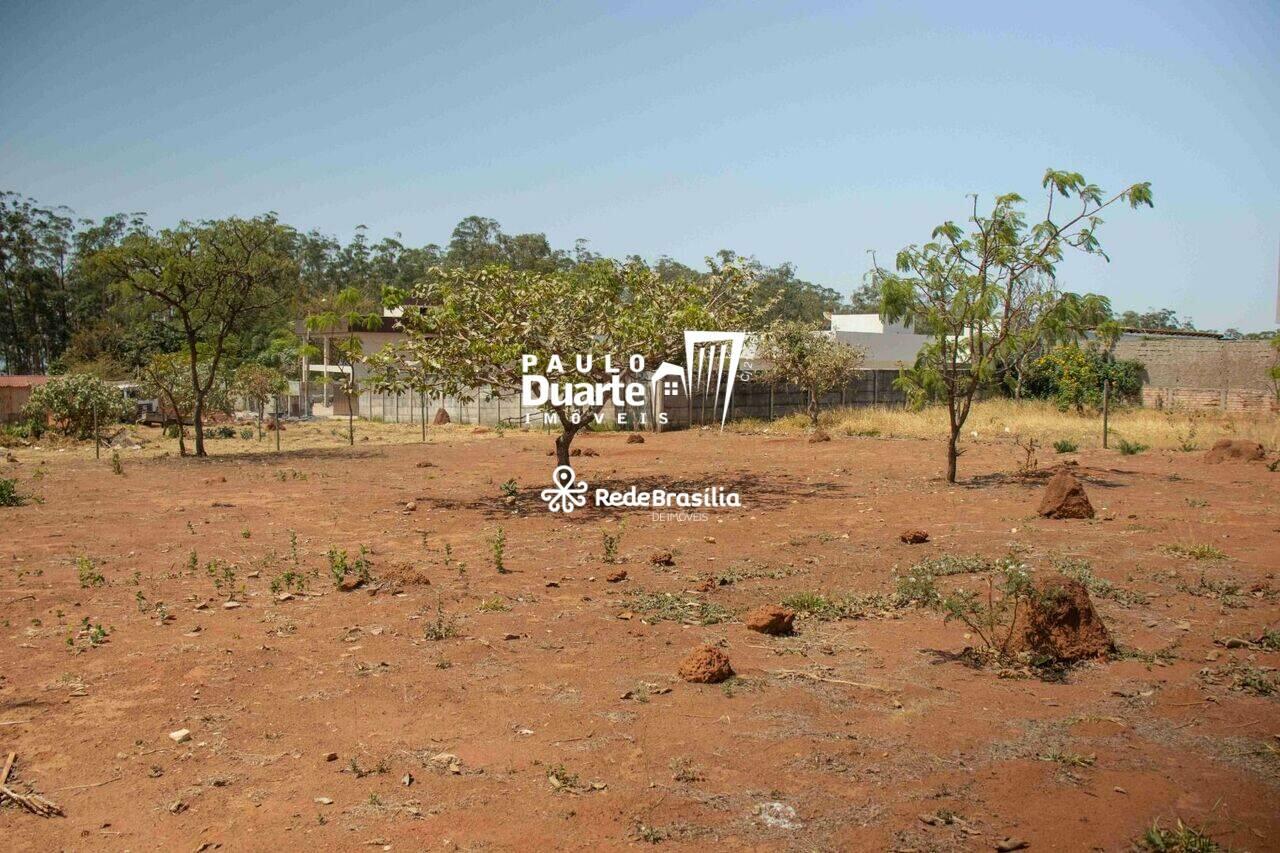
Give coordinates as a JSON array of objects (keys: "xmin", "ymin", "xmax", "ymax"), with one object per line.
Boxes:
[
  {"xmin": 1026, "ymin": 344, "xmax": 1142, "ymax": 411},
  {"xmin": 895, "ymin": 554, "xmax": 1038, "ymax": 662},
  {"xmin": 0, "ymin": 478, "xmax": 24, "ymax": 507},
  {"xmin": 1137, "ymin": 818, "xmax": 1222, "ymax": 852},
  {"xmin": 21, "ymin": 373, "xmax": 133, "ymax": 439},
  {"xmin": 76, "ymin": 556, "xmax": 105, "ymax": 588},
  {"xmin": 1117, "ymin": 438, "xmax": 1148, "ymax": 455},
  {"xmin": 1052, "ymin": 438, "xmax": 1078, "ymax": 454}
]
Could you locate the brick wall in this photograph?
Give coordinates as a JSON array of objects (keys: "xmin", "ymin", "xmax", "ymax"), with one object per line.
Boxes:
[{"xmin": 1113, "ymin": 337, "xmax": 1277, "ymax": 412}]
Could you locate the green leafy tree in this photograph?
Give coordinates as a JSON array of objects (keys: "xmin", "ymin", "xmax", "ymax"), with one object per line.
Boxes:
[
  {"xmin": 874, "ymin": 169, "xmax": 1153, "ymax": 483},
  {"xmin": 95, "ymin": 216, "xmax": 298, "ymax": 456},
  {"xmin": 21, "ymin": 373, "xmax": 133, "ymax": 439},
  {"xmin": 233, "ymin": 363, "xmax": 288, "ymax": 439},
  {"xmin": 755, "ymin": 320, "xmax": 865, "ymax": 427},
  {"xmin": 392, "ymin": 258, "xmax": 767, "ymax": 466},
  {"xmin": 138, "ymin": 352, "xmax": 233, "ymax": 456},
  {"xmin": 305, "ymin": 286, "xmax": 381, "ymax": 445}
]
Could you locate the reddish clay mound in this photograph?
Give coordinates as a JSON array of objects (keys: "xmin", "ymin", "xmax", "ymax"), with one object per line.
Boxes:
[
  {"xmin": 1009, "ymin": 574, "xmax": 1111, "ymax": 662},
  {"xmin": 679, "ymin": 646, "xmax": 734, "ymax": 683},
  {"xmin": 744, "ymin": 605, "xmax": 795, "ymax": 636},
  {"xmin": 1037, "ymin": 470, "xmax": 1094, "ymax": 519},
  {"xmin": 808, "ymin": 430, "xmax": 831, "ymax": 443},
  {"xmin": 626, "ymin": 434, "xmax": 645, "ymax": 444},
  {"xmin": 649, "ymin": 549, "xmax": 675, "ymax": 566},
  {"xmin": 432, "ymin": 407, "xmax": 451, "ymax": 425},
  {"xmin": 1203, "ymin": 439, "xmax": 1265, "ymax": 463},
  {"xmin": 899, "ymin": 529, "xmax": 929, "ymax": 544}
]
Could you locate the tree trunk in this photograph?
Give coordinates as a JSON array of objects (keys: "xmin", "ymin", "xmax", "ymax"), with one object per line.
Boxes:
[
  {"xmin": 808, "ymin": 389, "xmax": 819, "ymax": 428},
  {"xmin": 946, "ymin": 425, "xmax": 960, "ymax": 484},
  {"xmin": 348, "ymin": 404, "xmax": 354, "ymax": 446},
  {"xmin": 555, "ymin": 430, "xmax": 573, "ymax": 467},
  {"xmin": 1101, "ymin": 376, "xmax": 1111, "ymax": 449},
  {"xmin": 258, "ymin": 404, "xmax": 264, "ymax": 441},
  {"xmin": 177, "ymin": 422, "xmax": 186, "ymax": 457},
  {"xmin": 193, "ymin": 395, "xmax": 206, "ymax": 457}
]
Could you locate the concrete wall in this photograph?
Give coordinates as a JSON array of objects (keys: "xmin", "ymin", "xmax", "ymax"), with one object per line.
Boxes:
[
  {"xmin": 1114, "ymin": 336, "xmax": 1277, "ymax": 413},
  {"xmin": 334, "ymin": 368, "xmax": 908, "ymax": 429}
]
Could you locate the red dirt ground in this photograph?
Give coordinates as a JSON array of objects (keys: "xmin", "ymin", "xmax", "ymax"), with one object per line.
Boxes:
[{"xmin": 1, "ymin": 429, "xmax": 1277, "ymax": 850}]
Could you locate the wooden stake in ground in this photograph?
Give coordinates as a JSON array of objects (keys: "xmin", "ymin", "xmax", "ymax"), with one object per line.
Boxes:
[{"xmin": 0, "ymin": 751, "xmax": 63, "ymax": 817}]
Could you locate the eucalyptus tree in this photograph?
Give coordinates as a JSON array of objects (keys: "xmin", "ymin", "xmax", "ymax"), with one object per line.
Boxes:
[{"xmin": 874, "ymin": 169, "xmax": 1153, "ymax": 483}]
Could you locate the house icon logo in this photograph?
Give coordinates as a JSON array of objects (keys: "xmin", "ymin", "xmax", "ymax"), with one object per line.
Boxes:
[{"xmin": 649, "ymin": 331, "xmax": 746, "ymax": 429}]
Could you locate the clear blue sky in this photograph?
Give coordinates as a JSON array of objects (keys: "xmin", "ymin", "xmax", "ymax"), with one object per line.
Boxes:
[{"xmin": 2, "ymin": 0, "xmax": 1277, "ymax": 331}]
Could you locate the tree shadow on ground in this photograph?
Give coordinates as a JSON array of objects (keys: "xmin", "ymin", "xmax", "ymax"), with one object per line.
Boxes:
[{"xmin": 420, "ymin": 470, "xmax": 845, "ymax": 521}]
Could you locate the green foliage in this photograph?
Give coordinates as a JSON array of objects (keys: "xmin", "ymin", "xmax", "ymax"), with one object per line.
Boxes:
[
  {"xmin": 601, "ymin": 526, "xmax": 622, "ymax": 564},
  {"xmin": 1052, "ymin": 438, "xmax": 1078, "ymax": 453},
  {"xmin": 76, "ymin": 555, "xmax": 105, "ymax": 588},
  {"xmin": 499, "ymin": 478, "xmax": 518, "ymax": 499},
  {"xmin": 0, "ymin": 477, "xmax": 24, "ymax": 507},
  {"xmin": 21, "ymin": 373, "xmax": 133, "ymax": 439},
  {"xmin": 895, "ymin": 554, "xmax": 1038, "ymax": 661},
  {"xmin": 491, "ymin": 526, "xmax": 507, "ymax": 574},
  {"xmin": 1026, "ymin": 343, "xmax": 1142, "ymax": 411},
  {"xmin": 327, "ymin": 545, "xmax": 372, "ymax": 587},
  {"xmin": 390, "ymin": 258, "xmax": 768, "ymax": 461},
  {"xmin": 874, "ymin": 169, "xmax": 1152, "ymax": 482},
  {"xmin": 1117, "ymin": 438, "xmax": 1148, "ymax": 455},
  {"xmin": 755, "ymin": 320, "xmax": 866, "ymax": 425},
  {"xmin": 626, "ymin": 590, "xmax": 730, "ymax": 625},
  {"xmin": 1137, "ymin": 818, "xmax": 1222, "ymax": 852},
  {"xmin": 110, "ymin": 450, "xmax": 123, "ymax": 475}
]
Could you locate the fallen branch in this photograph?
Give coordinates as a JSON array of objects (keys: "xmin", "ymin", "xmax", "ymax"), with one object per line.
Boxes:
[{"xmin": 0, "ymin": 751, "xmax": 64, "ymax": 817}]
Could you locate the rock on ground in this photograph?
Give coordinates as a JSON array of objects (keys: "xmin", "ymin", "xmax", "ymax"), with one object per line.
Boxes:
[
  {"xmin": 1203, "ymin": 439, "xmax": 1265, "ymax": 463},
  {"xmin": 626, "ymin": 434, "xmax": 645, "ymax": 444},
  {"xmin": 1008, "ymin": 573, "xmax": 1111, "ymax": 662},
  {"xmin": 1037, "ymin": 470, "xmax": 1094, "ymax": 519},
  {"xmin": 679, "ymin": 646, "xmax": 734, "ymax": 683},
  {"xmin": 808, "ymin": 430, "xmax": 831, "ymax": 443},
  {"xmin": 649, "ymin": 549, "xmax": 675, "ymax": 566},
  {"xmin": 744, "ymin": 605, "xmax": 795, "ymax": 636},
  {"xmin": 899, "ymin": 529, "xmax": 929, "ymax": 544}
]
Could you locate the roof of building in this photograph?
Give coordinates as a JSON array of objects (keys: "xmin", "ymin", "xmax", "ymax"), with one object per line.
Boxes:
[
  {"xmin": 1119, "ymin": 326, "xmax": 1223, "ymax": 340},
  {"xmin": 0, "ymin": 375, "xmax": 51, "ymax": 388}
]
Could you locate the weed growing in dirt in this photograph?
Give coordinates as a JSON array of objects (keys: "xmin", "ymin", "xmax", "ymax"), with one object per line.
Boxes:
[
  {"xmin": 1117, "ymin": 438, "xmax": 1149, "ymax": 455},
  {"xmin": 110, "ymin": 450, "xmax": 123, "ymax": 475},
  {"xmin": 1038, "ymin": 750, "xmax": 1095, "ymax": 768},
  {"xmin": 499, "ymin": 478, "xmax": 518, "ymax": 499},
  {"xmin": 66, "ymin": 617, "xmax": 109, "ymax": 652},
  {"xmin": 0, "ymin": 477, "xmax": 24, "ymax": 506},
  {"xmin": 491, "ymin": 527, "xmax": 507, "ymax": 573},
  {"xmin": 1138, "ymin": 817, "xmax": 1223, "ymax": 851},
  {"xmin": 1258, "ymin": 628, "xmax": 1280, "ymax": 651},
  {"xmin": 1176, "ymin": 574, "xmax": 1245, "ymax": 608},
  {"xmin": 269, "ymin": 570, "xmax": 308, "ymax": 596},
  {"xmin": 897, "ymin": 554, "xmax": 1038, "ymax": 663},
  {"xmin": 206, "ymin": 559, "xmax": 244, "ymax": 601},
  {"xmin": 1013, "ymin": 435, "xmax": 1039, "ymax": 476},
  {"xmin": 1052, "ymin": 438, "xmax": 1078, "ymax": 454},
  {"xmin": 627, "ymin": 590, "xmax": 729, "ymax": 625},
  {"xmin": 424, "ymin": 601, "xmax": 458, "ymax": 640},
  {"xmin": 546, "ymin": 764, "xmax": 579, "ymax": 792},
  {"xmin": 76, "ymin": 555, "xmax": 104, "ymax": 588},
  {"xmin": 477, "ymin": 596, "xmax": 509, "ymax": 613},
  {"xmin": 782, "ymin": 590, "xmax": 893, "ymax": 620},
  {"xmin": 1053, "ymin": 557, "xmax": 1149, "ymax": 606},
  {"xmin": 1201, "ymin": 661, "xmax": 1277, "ymax": 697},
  {"xmin": 602, "ymin": 526, "xmax": 623, "ymax": 564},
  {"xmin": 1165, "ymin": 543, "xmax": 1227, "ymax": 561},
  {"xmin": 328, "ymin": 546, "xmax": 373, "ymax": 587}
]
